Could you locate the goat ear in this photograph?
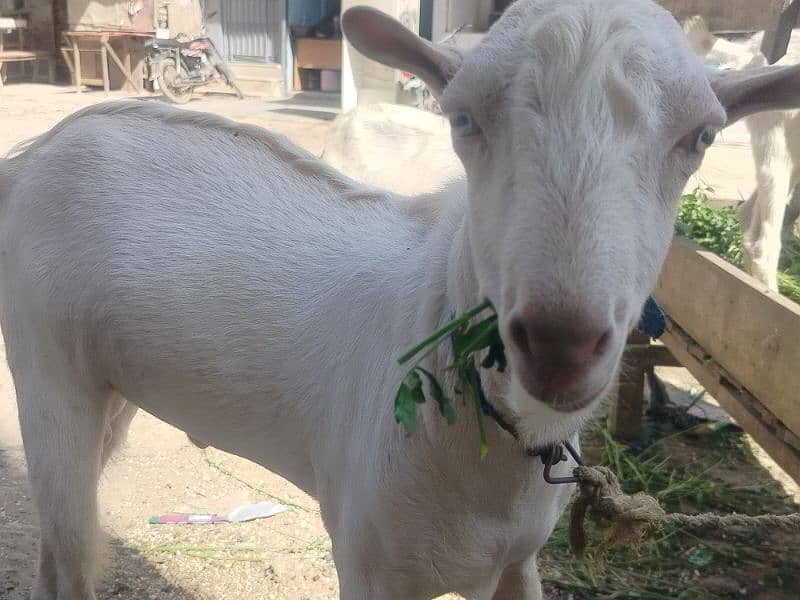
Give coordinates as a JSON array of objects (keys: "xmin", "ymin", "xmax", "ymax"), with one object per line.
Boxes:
[
  {"xmin": 711, "ymin": 64, "xmax": 800, "ymax": 124},
  {"xmin": 342, "ymin": 6, "xmax": 462, "ymax": 97}
]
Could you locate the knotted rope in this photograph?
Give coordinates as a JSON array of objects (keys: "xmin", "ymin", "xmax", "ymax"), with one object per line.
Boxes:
[{"xmin": 570, "ymin": 465, "xmax": 800, "ymax": 561}]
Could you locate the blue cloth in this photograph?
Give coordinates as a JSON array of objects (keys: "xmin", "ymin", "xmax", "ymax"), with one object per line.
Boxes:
[{"xmin": 636, "ymin": 296, "xmax": 666, "ymax": 339}]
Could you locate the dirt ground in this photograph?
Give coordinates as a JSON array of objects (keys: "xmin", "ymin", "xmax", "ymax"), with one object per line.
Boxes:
[{"xmin": 0, "ymin": 83, "xmax": 792, "ymax": 600}]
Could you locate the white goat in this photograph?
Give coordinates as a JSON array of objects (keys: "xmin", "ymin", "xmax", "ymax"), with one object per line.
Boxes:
[
  {"xmin": 684, "ymin": 15, "xmax": 800, "ymax": 290},
  {"xmin": 322, "ymin": 102, "xmax": 464, "ymax": 195},
  {"xmin": 3, "ymin": 2, "xmax": 800, "ymax": 599}
]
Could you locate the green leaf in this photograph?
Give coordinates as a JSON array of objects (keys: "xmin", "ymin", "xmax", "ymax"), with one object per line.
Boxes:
[
  {"xmin": 417, "ymin": 367, "xmax": 457, "ymax": 425},
  {"xmin": 453, "ymin": 315, "xmax": 498, "ymax": 359},
  {"xmin": 391, "ymin": 299, "xmax": 512, "ymax": 456},
  {"xmin": 395, "ymin": 370, "xmax": 425, "ymax": 437},
  {"xmin": 460, "ymin": 361, "xmax": 489, "ymax": 458},
  {"xmin": 397, "ymin": 299, "xmax": 492, "ymax": 365}
]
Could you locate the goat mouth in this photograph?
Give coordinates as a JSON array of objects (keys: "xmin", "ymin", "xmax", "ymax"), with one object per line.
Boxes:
[
  {"xmin": 515, "ymin": 366, "xmax": 610, "ymax": 413},
  {"xmin": 541, "ymin": 386, "xmax": 606, "ymax": 413}
]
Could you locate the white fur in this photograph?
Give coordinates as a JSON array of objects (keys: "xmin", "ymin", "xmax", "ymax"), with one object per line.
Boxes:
[
  {"xmin": 685, "ymin": 15, "xmax": 800, "ymax": 290},
  {"xmin": 2, "ymin": 2, "xmax": 798, "ymax": 598}
]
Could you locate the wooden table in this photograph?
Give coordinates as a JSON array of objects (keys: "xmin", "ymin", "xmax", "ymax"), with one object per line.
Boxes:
[
  {"xmin": 0, "ymin": 17, "xmax": 53, "ymax": 87},
  {"xmin": 61, "ymin": 30, "xmax": 150, "ymax": 94},
  {"xmin": 293, "ymin": 37, "xmax": 341, "ymax": 91}
]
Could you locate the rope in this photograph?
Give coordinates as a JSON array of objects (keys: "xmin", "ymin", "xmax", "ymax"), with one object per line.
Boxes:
[{"xmin": 570, "ymin": 465, "xmax": 800, "ymax": 561}]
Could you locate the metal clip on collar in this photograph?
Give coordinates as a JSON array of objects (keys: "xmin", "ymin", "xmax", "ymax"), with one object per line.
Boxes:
[{"xmin": 538, "ymin": 441, "xmax": 583, "ymax": 485}]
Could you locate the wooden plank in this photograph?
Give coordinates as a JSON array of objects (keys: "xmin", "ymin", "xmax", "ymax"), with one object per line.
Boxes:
[
  {"xmin": 761, "ymin": 0, "xmax": 800, "ymax": 63},
  {"xmin": 101, "ymin": 40, "xmax": 140, "ymax": 94},
  {"xmin": 654, "ymin": 236, "xmax": 800, "ymax": 436},
  {"xmin": 0, "ymin": 17, "xmax": 27, "ymax": 29},
  {"xmin": 661, "ymin": 321, "xmax": 800, "ymax": 483},
  {"xmin": 623, "ymin": 344, "xmax": 681, "ymax": 368},
  {"xmin": 0, "ymin": 51, "xmax": 37, "ymax": 60},
  {"xmin": 294, "ymin": 38, "xmax": 342, "ymax": 70}
]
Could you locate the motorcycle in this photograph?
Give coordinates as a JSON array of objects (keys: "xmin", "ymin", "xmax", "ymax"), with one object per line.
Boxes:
[
  {"xmin": 145, "ymin": 33, "xmax": 244, "ymax": 104},
  {"xmin": 397, "ymin": 71, "xmax": 441, "ymax": 113}
]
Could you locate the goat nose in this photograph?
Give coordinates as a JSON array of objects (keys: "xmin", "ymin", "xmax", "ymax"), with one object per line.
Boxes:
[
  {"xmin": 508, "ymin": 310, "xmax": 612, "ymax": 400},
  {"xmin": 509, "ymin": 318, "xmax": 612, "ymax": 362}
]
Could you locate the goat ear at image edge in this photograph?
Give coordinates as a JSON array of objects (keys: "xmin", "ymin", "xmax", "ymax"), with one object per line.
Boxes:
[
  {"xmin": 712, "ymin": 63, "xmax": 800, "ymax": 124},
  {"xmin": 341, "ymin": 6, "xmax": 462, "ymax": 97}
]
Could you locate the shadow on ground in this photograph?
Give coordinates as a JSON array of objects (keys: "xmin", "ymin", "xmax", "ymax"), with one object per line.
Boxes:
[{"xmin": 0, "ymin": 448, "xmax": 197, "ymax": 600}]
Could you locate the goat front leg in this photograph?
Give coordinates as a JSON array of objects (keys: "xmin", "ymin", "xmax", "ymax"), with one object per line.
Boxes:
[
  {"xmin": 492, "ymin": 554, "xmax": 543, "ymax": 600},
  {"xmin": 745, "ymin": 112, "xmax": 791, "ymax": 291}
]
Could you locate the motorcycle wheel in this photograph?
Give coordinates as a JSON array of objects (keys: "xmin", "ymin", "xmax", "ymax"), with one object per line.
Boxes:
[{"xmin": 157, "ymin": 58, "xmax": 193, "ymax": 104}]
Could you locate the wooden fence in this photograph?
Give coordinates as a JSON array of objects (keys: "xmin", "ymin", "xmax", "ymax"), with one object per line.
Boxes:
[{"xmin": 611, "ymin": 236, "xmax": 800, "ymax": 483}]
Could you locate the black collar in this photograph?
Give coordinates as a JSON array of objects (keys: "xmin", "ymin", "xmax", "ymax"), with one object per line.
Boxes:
[
  {"xmin": 475, "ymin": 369, "xmax": 582, "ymax": 484},
  {"xmin": 447, "ymin": 311, "xmax": 583, "ymax": 484}
]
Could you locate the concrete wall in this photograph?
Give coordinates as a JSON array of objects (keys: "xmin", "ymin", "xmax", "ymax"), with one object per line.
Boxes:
[
  {"xmin": 64, "ymin": 0, "xmax": 201, "ymax": 35},
  {"xmin": 166, "ymin": 0, "xmax": 203, "ymax": 37},
  {"xmin": 341, "ymin": 0, "xmax": 419, "ymax": 110},
  {"xmin": 66, "ymin": 0, "xmax": 152, "ymax": 30},
  {"xmin": 431, "ymin": 0, "xmax": 491, "ymax": 42}
]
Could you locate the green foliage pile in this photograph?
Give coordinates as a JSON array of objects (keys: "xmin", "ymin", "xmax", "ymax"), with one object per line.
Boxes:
[{"xmin": 675, "ymin": 188, "xmax": 800, "ymax": 303}]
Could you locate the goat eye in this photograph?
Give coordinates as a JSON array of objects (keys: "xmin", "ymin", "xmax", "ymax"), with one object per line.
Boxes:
[
  {"xmin": 448, "ymin": 112, "xmax": 482, "ymax": 137},
  {"xmin": 694, "ymin": 125, "xmax": 718, "ymax": 152}
]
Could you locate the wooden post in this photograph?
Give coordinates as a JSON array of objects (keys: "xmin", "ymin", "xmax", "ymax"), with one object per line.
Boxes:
[
  {"xmin": 609, "ymin": 332, "xmax": 680, "ymax": 441},
  {"xmin": 609, "ymin": 332, "xmax": 651, "ymax": 440},
  {"xmin": 60, "ymin": 46, "xmax": 74, "ymax": 84},
  {"xmin": 17, "ymin": 28, "xmax": 24, "ymax": 79},
  {"xmin": 122, "ymin": 37, "xmax": 134, "ymax": 93},
  {"xmin": 761, "ymin": 0, "xmax": 800, "ymax": 64},
  {"xmin": 100, "ymin": 42, "xmax": 110, "ymax": 95},
  {"xmin": 71, "ymin": 36, "xmax": 81, "ymax": 93}
]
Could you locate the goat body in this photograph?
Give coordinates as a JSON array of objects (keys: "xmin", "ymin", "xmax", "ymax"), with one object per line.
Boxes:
[{"xmin": 0, "ymin": 101, "xmax": 572, "ymax": 600}]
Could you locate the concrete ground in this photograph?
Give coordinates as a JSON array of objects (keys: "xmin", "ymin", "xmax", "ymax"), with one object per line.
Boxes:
[{"xmin": 0, "ymin": 83, "xmax": 781, "ymax": 600}]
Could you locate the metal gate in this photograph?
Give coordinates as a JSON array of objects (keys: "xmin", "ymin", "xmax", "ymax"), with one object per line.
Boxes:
[{"xmin": 221, "ymin": 0, "xmax": 279, "ymax": 63}]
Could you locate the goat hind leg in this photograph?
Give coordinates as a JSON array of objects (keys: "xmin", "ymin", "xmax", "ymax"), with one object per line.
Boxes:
[
  {"xmin": 746, "ymin": 113, "xmax": 791, "ymax": 290},
  {"xmin": 17, "ymin": 375, "xmax": 111, "ymax": 600}
]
